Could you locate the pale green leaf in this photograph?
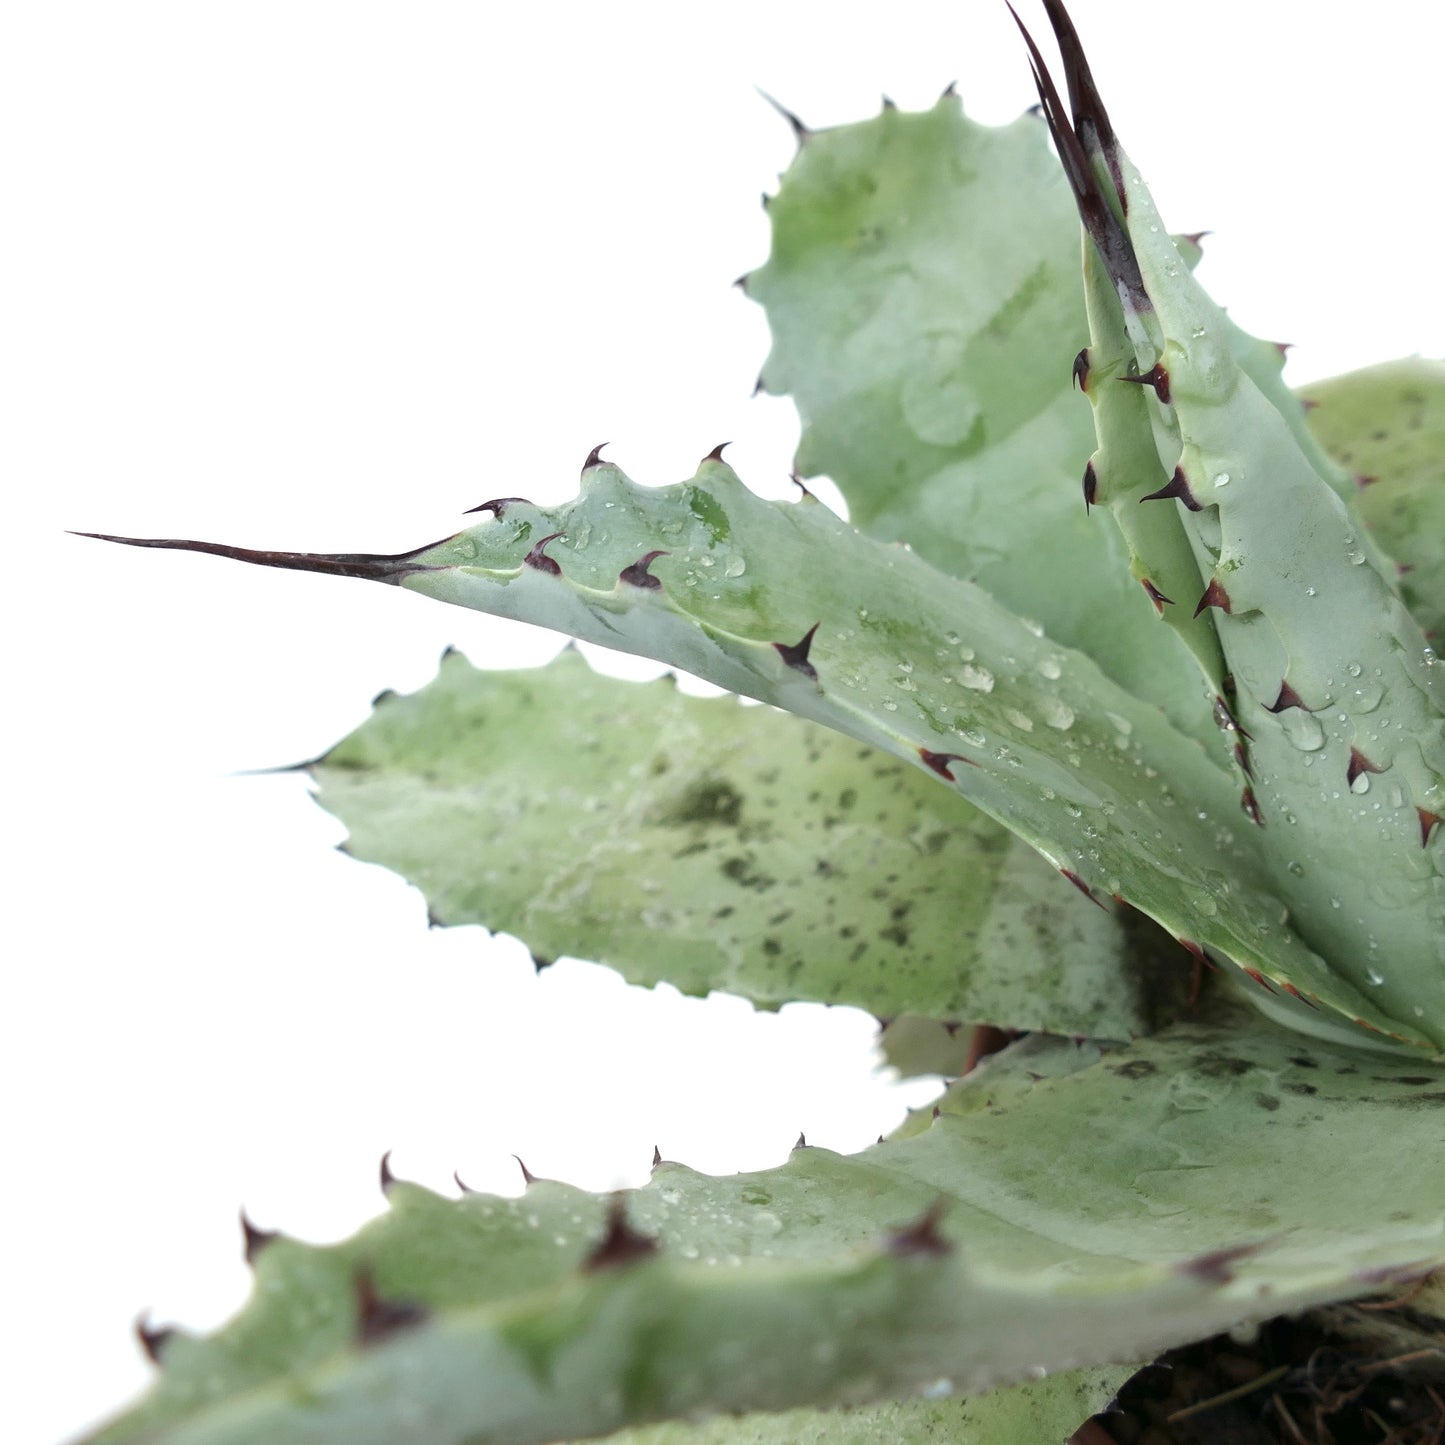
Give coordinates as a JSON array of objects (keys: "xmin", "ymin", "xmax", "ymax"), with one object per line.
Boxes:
[
  {"xmin": 86, "ymin": 1009, "xmax": 1445, "ymax": 1445},
  {"xmin": 1300, "ymin": 357, "xmax": 1445, "ymax": 641},
  {"xmin": 314, "ymin": 648, "xmax": 1146, "ymax": 1037}
]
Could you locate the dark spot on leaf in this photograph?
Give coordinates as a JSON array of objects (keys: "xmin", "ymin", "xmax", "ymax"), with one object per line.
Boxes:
[
  {"xmin": 1194, "ymin": 1054, "xmax": 1253, "ymax": 1078},
  {"xmin": 656, "ymin": 779, "xmax": 743, "ymax": 829},
  {"xmin": 1109, "ymin": 1059, "xmax": 1158, "ymax": 1080}
]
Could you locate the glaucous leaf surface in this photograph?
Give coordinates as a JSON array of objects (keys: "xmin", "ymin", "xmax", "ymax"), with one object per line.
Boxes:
[
  {"xmin": 87, "ymin": 1008, "xmax": 1445, "ymax": 1445},
  {"xmin": 314, "ymin": 647, "xmax": 1145, "ymax": 1036},
  {"xmin": 746, "ymin": 98, "xmax": 1215, "ymax": 751},
  {"xmin": 1300, "ymin": 357, "xmax": 1445, "ymax": 642}
]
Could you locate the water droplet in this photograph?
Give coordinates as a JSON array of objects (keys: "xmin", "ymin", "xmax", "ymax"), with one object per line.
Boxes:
[
  {"xmin": 957, "ymin": 645, "xmax": 976, "ymax": 662},
  {"xmin": 1213, "ymin": 472, "xmax": 1231, "ymax": 487},
  {"xmin": 898, "ymin": 660, "xmax": 913, "ymax": 673},
  {"xmin": 1279, "ymin": 710, "xmax": 1325, "ymax": 752},
  {"xmin": 1286, "ymin": 860, "xmax": 1304, "ymax": 877},
  {"xmin": 723, "ymin": 555, "xmax": 746, "ymax": 578},
  {"xmin": 1305, "ymin": 586, "xmax": 1318, "ymax": 597},
  {"xmin": 1330, "ymin": 897, "xmax": 1341, "ymax": 909},
  {"xmin": 1040, "ymin": 697, "xmax": 1074, "ymax": 730},
  {"xmin": 958, "ymin": 664, "xmax": 994, "ymax": 692},
  {"xmin": 1351, "ymin": 772, "xmax": 1371, "ymax": 795},
  {"xmin": 1036, "ymin": 656, "xmax": 1063, "ymax": 680},
  {"xmin": 1366, "ymin": 967, "xmax": 1385, "ymax": 986},
  {"xmin": 1004, "ymin": 707, "xmax": 1034, "ymax": 732},
  {"xmin": 882, "ymin": 699, "xmax": 898, "ymax": 712},
  {"xmin": 944, "ymin": 631, "xmax": 961, "ymax": 646}
]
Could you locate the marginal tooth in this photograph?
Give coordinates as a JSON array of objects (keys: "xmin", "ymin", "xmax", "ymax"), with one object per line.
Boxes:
[
  {"xmin": 1194, "ymin": 578, "xmax": 1232, "ymax": 618},
  {"xmin": 582, "ymin": 1196, "xmax": 659, "ymax": 1273},
  {"xmin": 1240, "ymin": 785, "xmax": 1264, "ymax": 827},
  {"xmin": 1118, "ymin": 362, "xmax": 1172, "ymax": 405},
  {"xmin": 1266, "ymin": 680, "xmax": 1309, "ymax": 714},
  {"xmin": 1139, "ymin": 466, "xmax": 1202, "ymax": 512},
  {"xmin": 618, "ymin": 550, "xmax": 669, "ymax": 590},
  {"xmin": 1141, "ymin": 578, "xmax": 1173, "ymax": 612},
  {"xmin": 772, "ymin": 622, "xmax": 821, "ymax": 681},
  {"xmin": 354, "ymin": 1272, "xmax": 429, "ymax": 1346},
  {"xmin": 919, "ymin": 748, "xmax": 974, "ymax": 781},
  {"xmin": 1346, "ymin": 748, "xmax": 1385, "ymax": 787},
  {"xmin": 884, "ymin": 1200, "xmax": 952, "ymax": 1257},
  {"xmin": 463, "ymin": 496, "xmax": 530, "ymax": 517},
  {"xmin": 524, "ymin": 532, "xmax": 565, "ymax": 576}
]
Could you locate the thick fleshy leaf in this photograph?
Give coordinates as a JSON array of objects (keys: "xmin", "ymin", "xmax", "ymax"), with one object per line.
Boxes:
[
  {"xmin": 1016, "ymin": 2, "xmax": 1445, "ymax": 1047},
  {"xmin": 746, "ymin": 98, "xmax": 1215, "ymax": 751},
  {"xmin": 313, "ymin": 647, "xmax": 1145, "ymax": 1037},
  {"xmin": 83, "ymin": 452, "xmax": 1432, "ymax": 1048},
  {"xmin": 595, "ymin": 1365, "xmax": 1134, "ymax": 1445},
  {"xmin": 86, "ymin": 1008, "xmax": 1445, "ymax": 1445},
  {"xmin": 1300, "ymin": 357, "xmax": 1445, "ymax": 641}
]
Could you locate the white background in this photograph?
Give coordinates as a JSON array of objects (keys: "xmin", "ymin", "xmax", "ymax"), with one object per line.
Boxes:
[{"xmin": 5, "ymin": 2, "xmax": 1442, "ymax": 1440}]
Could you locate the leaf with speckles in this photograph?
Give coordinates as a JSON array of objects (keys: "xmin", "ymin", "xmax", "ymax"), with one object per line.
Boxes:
[
  {"xmin": 592, "ymin": 1364, "xmax": 1135, "ymax": 1444},
  {"xmin": 86, "ymin": 449, "xmax": 1432, "ymax": 1049},
  {"xmin": 84, "ymin": 1007, "xmax": 1445, "ymax": 1445},
  {"xmin": 1300, "ymin": 357, "xmax": 1445, "ymax": 641},
  {"xmin": 313, "ymin": 647, "xmax": 1148, "ymax": 1038}
]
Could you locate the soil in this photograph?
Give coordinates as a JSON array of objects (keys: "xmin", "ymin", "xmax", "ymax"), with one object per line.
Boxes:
[{"xmin": 1071, "ymin": 1308, "xmax": 1445, "ymax": 1445}]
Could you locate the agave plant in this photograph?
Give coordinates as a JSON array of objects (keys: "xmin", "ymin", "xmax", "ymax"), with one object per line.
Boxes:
[{"xmin": 75, "ymin": 1, "xmax": 1443, "ymax": 1440}]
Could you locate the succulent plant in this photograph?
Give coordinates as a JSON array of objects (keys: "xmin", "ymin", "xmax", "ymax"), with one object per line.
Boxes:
[{"xmin": 77, "ymin": 2, "xmax": 1443, "ymax": 1441}]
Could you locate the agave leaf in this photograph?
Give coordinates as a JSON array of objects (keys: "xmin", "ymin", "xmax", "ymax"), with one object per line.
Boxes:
[
  {"xmin": 595, "ymin": 1364, "xmax": 1134, "ymax": 1444},
  {"xmin": 85, "ymin": 1008, "xmax": 1445, "ymax": 1445},
  {"xmin": 1300, "ymin": 357, "xmax": 1445, "ymax": 641},
  {"xmin": 1018, "ymin": 1, "xmax": 1445, "ymax": 1046},
  {"xmin": 83, "ymin": 453, "xmax": 1431, "ymax": 1048},
  {"xmin": 746, "ymin": 97, "xmax": 1216, "ymax": 752},
  {"xmin": 313, "ymin": 647, "xmax": 1146, "ymax": 1037}
]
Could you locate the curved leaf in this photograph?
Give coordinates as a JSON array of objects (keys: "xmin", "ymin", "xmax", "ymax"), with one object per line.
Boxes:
[
  {"xmin": 87, "ymin": 1009, "xmax": 1445, "ymax": 1444},
  {"xmin": 314, "ymin": 647, "xmax": 1146, "ymax": 1037},
  {"xmin": 746, "ymin": 98, "xmax": 1214, "ymax": 750},
  {"xmin": 1017, "ymin": 2, "xmax": 1445, "ymax": 1046},
  {"xmin": 82, "ymin": 451, "xmax": 1432, "ymax": 1048}
]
